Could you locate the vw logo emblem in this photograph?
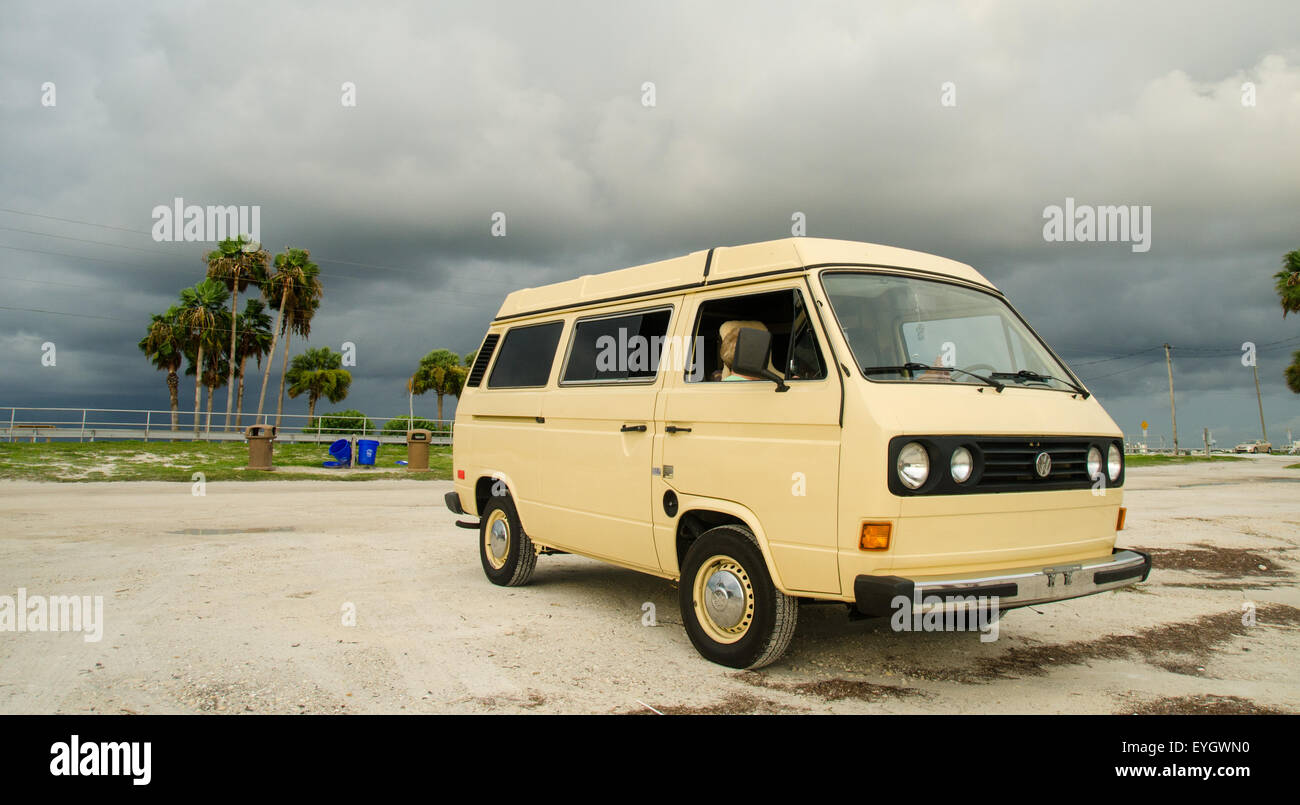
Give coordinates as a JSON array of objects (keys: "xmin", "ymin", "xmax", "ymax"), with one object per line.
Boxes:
[{"xmin": 1034, "ymin": 451, "xmax": 1052, "ymax": 478}]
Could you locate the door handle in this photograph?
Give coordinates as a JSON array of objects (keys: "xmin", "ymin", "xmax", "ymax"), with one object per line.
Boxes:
[
  {"xmin": 665, "ymin": 426, "xmax": 692, "ymax": 434},
  {"xmin": 620, "ymin": 424, "xmax": 647, "ymax": 432}
]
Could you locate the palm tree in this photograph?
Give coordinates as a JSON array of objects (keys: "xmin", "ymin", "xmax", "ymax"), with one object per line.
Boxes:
[
  {"xmin": 286, "ymin": 347, "xmax": 352, "ymax": 422},
  {"xmin": 185, "ymin": 344, "xmax": 230, "ymax": 435},
  {"xmin": 275, "ymin": 293, "xmax": 320, "ymax": 428},
  {"xmin": 1286, "ymin": 350, "xmax": 1300, "ymax": 395},
  {"xmin": 1273, "ymin": 249, "xmax": 1300, "ymax": 317},
  {"xmin": 410, "ymin": 348, "xmax": 469, "ymax": 422},
  {"xmin": 1275, "ymin": 249, "xmax": 1300, "ymax": 396},
  {"xmin": 233, "ymin": 298, "xmax": 273, "ymax": 428},
  {"xmin": 255, "ymin": 248, "xmax": 322, "ymax": 427},
  {"xmin": 206, "ymin": 236, "xmax": 270, "ymax": 431},
  {"xmin": 176, "ymin": 279, "xmax": 230, "ymax": 438},
  {"xmin": 138, "ymin": 306, "xmax": 186, "ymax": 430}
]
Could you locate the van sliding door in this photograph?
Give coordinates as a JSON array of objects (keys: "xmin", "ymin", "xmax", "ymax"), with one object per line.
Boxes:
[{"xmin": 532, "ymin": 300, "xmax": 683, "ymax": 572}]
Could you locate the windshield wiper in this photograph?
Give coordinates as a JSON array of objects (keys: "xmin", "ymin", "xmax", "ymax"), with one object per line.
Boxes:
[
  {"xmin": 991, "ymin": 370, "xmax": 1090, "ymax": 398},
  {"xmin": 862, "ymin": 363, "xmax": 1004, "ymax": 392}
]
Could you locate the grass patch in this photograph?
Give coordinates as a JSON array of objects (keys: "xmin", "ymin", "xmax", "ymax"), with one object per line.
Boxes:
[
  {"xmin": 1287, "ymin": 463, "xmax": 1300, "ymax": 470},
  {"xmin": 1123, "ymin": 454, "xmax": 1247, "ymax": 467},
  {"xmin": 0, "ymin": 440, "xmax": 450, "ymax": 482}
]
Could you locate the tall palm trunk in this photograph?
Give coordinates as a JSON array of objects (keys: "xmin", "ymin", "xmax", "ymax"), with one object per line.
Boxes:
[
  {"xmin": 256, "ymin": 286, "xmax": 289, "ymax": 423},
  {"xmin": 205, "ymin": 385, "xmax": 214, "ymax": 434},
  {"xmin": 192, "ymin": 343, "xmax": 204, "ymax": 438},
  {"xmin": 308, "ymin": 395, "xmax": 318, "ymax": 423},
  {"xmin": 167, "ymin": 370, "xmax": 180, "ymax": 430},
  {"xmin": 235, "ymin": 355, "xmax": 249, "ymax": 429},
  {"xmin": 274, "ymin": 309, "xmax": 295, "ymax": 429},
  {"xmin": 437, "ymin": 393, "xmax": 444, "ymax": 422},
  {"xmin": 224, "ymin": 285, "xmax": 240, "ymax": 431}
]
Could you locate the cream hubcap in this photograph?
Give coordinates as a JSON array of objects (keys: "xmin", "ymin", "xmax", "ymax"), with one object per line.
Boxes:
[
  {"xmin": 484, "ymin": 511, "xmax": 510, "ymax": 569},
  {"xmin": 693, "ymin": 555, "xmax": 754, "ymax": 644}
]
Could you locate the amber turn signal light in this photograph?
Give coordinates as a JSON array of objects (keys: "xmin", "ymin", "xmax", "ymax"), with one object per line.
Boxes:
[
  {"xmin": 1116, "ymin": 507, "xmax": 1127, "ymax": 531},
  {"xmin": 860, "ymin": 522, "xmax": 892, "ymax": 551}
]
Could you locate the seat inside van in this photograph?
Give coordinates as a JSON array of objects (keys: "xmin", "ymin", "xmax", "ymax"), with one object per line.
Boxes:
[
  {"xmin": 693, "ymin": 290, "xmax": 794, "ymax": 381},
  {"xmin": 691, "ymin": 288, "xmax": 825, "ymax": 381}
]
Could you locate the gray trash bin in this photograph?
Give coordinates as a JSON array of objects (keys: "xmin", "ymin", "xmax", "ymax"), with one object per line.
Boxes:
[
  {"xmin": 406, "ymin": 429, "xmax": 432, "ymax": 471},
  {"xmin": 245, "ymin": 424, "xmax": 277, "ymax": 470}
]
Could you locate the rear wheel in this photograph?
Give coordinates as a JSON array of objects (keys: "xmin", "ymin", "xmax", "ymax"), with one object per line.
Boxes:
[
  {"xmin": 679, "ymin": 524, "xmax": 797, "ymax": 669},
  {"xmin": 479, "ymin": 495, "xmax": 537, "ymax": 587}
]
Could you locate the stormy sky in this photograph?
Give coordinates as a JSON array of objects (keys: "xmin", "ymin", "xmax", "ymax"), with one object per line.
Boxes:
[{"xmin": 1, "ymin": 0, "xmax": 1298, "ymax": 447}]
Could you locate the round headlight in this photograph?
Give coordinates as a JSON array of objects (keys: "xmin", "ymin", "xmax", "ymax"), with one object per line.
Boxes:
[
  {"xmin": 897, "ymin": 442, "xmax": 930, "ymax": 490},
  {"xmin": 1086, "ymin": 446, "xmax": 1103, "ymax": 480},
  {"xmin": 950, "ymin": 446, "xmax": 973, "ymax": 483},
  {"xmin": 1108, "ymin": 444, "xmax": 1122, "ymax": 481}
]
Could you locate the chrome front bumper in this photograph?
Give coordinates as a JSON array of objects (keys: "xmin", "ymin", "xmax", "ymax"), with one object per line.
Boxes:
[{"xmin": 853, "ymin": 548, "xmax": 1151, "ymax": 617}]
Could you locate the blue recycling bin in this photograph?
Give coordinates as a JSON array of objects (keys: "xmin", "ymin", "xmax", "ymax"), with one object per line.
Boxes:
[
  {"xmin": 323, "ymin": 438, "xmax": 352, "ymax": 468},
  {"xmin": 356, "ymin": 439, "xmax": 379, "ymax": 466}
]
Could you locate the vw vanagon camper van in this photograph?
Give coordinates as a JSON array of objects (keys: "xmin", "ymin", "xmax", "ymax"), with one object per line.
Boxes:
[{"xmin": 445, "ymin": 238, "xmax": 1150, "ymax": 668}]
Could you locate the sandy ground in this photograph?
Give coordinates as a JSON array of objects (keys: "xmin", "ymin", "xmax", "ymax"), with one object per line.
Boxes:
[{"xmin": 1, "ymin": 456, "xmax": 1297, "ymax": 715}]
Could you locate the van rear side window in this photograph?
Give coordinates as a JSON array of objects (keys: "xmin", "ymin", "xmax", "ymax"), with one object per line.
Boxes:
[
  {"xmin": 487, "ymin": 321, "xmax": 564, "ymax": 388},
  {"xmin": 562, "ymin": 308, "xmax": 673, "ymax": 384}
]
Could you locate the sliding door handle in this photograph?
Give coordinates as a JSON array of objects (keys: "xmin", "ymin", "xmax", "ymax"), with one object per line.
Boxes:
[
  {"xmin": 665, "ymin": 426, "xmax": 692, "ymax": 434},
  {"xmin": 620, "ymin": 424, "xmax": 647, "ymax": 432}
]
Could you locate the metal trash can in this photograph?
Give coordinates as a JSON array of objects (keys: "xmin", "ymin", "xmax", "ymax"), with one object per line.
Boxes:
[
  {"xmin": 406, "ymin": 428, "xmax": 432, "ymax": 471},
  {"xmin": 245, "ymin": 424, "xmax": 277, "ymax": 470}
]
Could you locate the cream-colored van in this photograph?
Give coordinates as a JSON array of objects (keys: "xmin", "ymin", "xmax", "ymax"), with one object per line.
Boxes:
[{"xmin": 445, "ymin": 238, "xmax": 1150, "ymax": 668}]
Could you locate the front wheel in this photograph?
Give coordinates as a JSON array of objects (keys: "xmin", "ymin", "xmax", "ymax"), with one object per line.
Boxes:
[
  {"xmin": 679, "ymin": 524, "xmax": 798, "ymax": 669},
  {"xmin": 479, "ymin": 495, "xmax": 537, "ymax": 587}
]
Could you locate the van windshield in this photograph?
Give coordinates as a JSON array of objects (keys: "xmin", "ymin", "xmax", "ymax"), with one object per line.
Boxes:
[{"xmin": 821, "ymin": 272, "xmax": 1081, "ymax": 392}]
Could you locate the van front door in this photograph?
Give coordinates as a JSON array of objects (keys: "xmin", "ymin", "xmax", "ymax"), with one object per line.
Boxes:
[
  {"xmin": 532, "ymin": 302, "xmax": 680, "ymax": 572},
  {"xmin": 655, "ymin": 283, "xmax": 842, "ymax": 594}
]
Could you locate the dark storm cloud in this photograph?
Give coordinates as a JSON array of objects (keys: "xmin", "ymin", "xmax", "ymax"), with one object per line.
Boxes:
[{"xmin": 1, "ymin": 0, "xmax": 1298, "ymax": 444}]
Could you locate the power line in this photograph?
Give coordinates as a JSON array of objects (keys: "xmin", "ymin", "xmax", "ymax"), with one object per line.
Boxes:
[
  {"xmin": 0, "ymin": 224, "xmax": 191, "ymax": 255},
  {"xmin": 1062, "ymin": 346, "xmax": 1164, "ymax": 367},
  {"xmin": 4, "ymin": 206, "xmax": 1299, "ymax": 355},
  {"xmin": 0, "ymin": 230, "xmax": 507, "ymax": 302},
  {"xmin": 0, "ymin": 242, "xmax": 170, "ymax": 268},
  {"xmin": 0, "ymin": 207, "xmax": 155, "ymax": 237},
  {"xmin": 0, "ymin": 303, "xmax": 332, "ymax": 341},
  {"xmin": 0, "ymin": 205, "xmax": 517, "ymax": 291},
  {"xmin": 1062, "ymin": 336, "xmax": 1300, "ymax": 369},
  {"xmin": 1077, "ymin": 356, "xmax": 1166, "ymax": 381},
  {"xmin": 0, "ymin": 218, "xmax": 508, "ymax": 309},
  {"xmin": 0, "ymin": 304, "xmax": 126, "ymax": 323}
]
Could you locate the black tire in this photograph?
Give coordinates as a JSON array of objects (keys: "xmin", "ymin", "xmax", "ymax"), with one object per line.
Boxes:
[
  {"xmin": 479, "ymin": 494, "xmax": 537, "ymax": 587},
  {"xmin": 679, "ymin": 524, "xmax": 798, "ymax": 669}
]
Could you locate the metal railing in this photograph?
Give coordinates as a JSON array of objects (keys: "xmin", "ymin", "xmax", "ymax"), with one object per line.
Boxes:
[{"xmin": 0, "ymin": 406, "xmax": 453, "ymax": 444}]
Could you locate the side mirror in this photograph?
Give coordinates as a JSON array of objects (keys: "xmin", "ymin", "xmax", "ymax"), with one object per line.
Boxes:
[{"xmin": 733, "ymin": 328, "xmax": 789, "ymax": 392}]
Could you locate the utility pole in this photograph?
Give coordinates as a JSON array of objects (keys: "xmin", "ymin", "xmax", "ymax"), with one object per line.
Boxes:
[
  {"xmin": 1164, "ymin": 343, "xmax": 1178, "ymax": 455},
  {"xmin": 1252, "ymin": 359, "xmax": 1267, "ymax": 443},
  {"xmin": 1203, "ymin": 427, "xmax": 1209, "ymax": 457}
]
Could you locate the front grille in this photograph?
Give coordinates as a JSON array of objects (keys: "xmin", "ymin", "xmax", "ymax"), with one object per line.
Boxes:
[
  {"xmin": 886, "ymin": 435, "xmax": 1123, "ymax": 496},
  {"xmin": 977, "ymin": 439, "xmax": 1093, "ymax": 488}
]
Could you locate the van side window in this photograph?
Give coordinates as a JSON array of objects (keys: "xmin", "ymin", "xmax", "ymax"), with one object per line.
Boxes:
[
  {"xmin": 487, "ymin": 321, "xmax": 564, "ymax": 388},
  {"xmin": 562, "ymin": 308, "xmax": 673, "ymax": 383},
  {"xmin": 689, "ymin": 289, "xmax": 826, "ymax": 382}
]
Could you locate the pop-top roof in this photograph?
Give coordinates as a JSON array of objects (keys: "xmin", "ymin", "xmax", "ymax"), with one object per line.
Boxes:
[{"xmin": 493, "ymin": 237, "xmax": 997, "ymax": 321}]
